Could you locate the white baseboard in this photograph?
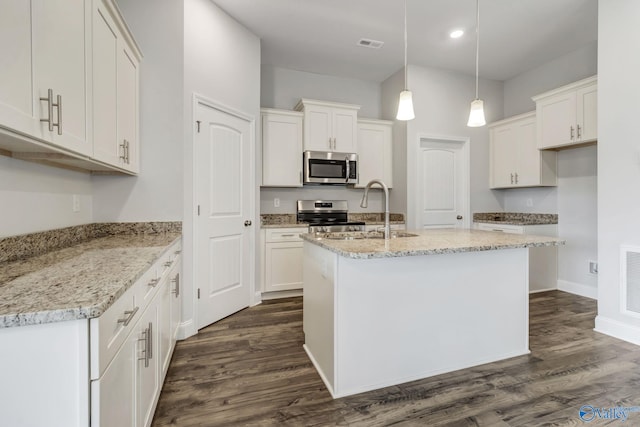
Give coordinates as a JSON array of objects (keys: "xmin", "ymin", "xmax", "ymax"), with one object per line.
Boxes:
[
  {"xmin": 261, "ymin": 289, "xmax": 303, "ymax": 300},
  {"xmin": 177, "ymin": 319, "xmax": 196, "ymax": 341},
  {"xmin": 557, "ymin": 279, "xmax": 597, "ymax": 299},
  {"xmin": 529, "ymin": 286, "xmax": 557, "ymax": 294},
  {"xmin": 595, "ymin": 315, "xmax": 640, "ymax": 346}
]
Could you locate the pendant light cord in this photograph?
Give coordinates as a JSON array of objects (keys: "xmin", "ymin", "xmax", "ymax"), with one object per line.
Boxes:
[
  {"xmin": 474, "ymin": 0, "xmax": 480, "ymax": 100},
  {"xmin": 404, "ymin": 0, "xmax": 408, "ymax": 90}
]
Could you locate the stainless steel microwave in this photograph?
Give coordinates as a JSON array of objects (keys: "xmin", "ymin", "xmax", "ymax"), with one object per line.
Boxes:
[{"xmin": 303, "ymin": 151, "xmax": 358, "ymax": 185}]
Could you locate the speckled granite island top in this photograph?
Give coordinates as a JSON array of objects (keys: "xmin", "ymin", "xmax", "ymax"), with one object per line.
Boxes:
[
  {"xmin": 300, "ymin": 228, "xmax": 564, "ymax": 259},
  {"xmin": 0, "ymin": 232, "xmax": 180, "ymax": 328}
]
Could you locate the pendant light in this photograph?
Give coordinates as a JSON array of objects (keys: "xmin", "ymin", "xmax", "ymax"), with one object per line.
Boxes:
[
  {"xmin": 396, "ymin": 0, "xmax": 415, "ymax": 121},
  {"xmin": 467, "ymin": 0, "xmax": 486, "ymax": 127}
]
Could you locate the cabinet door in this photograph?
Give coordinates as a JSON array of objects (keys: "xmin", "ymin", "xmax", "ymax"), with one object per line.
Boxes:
[
  {"xmin": 577, "ymin": 84, "xmax": 597, "ymax": 142},
  {"xmin": 91, "ymin": 333, "xmax": 135, "ymax": 427},
  {"xmin": 536, "ymin": 91, "xmax": 576, "ymax": 149},
  {"xmin": 333, "ymin": 109, "xmax": 358, "ymax": 152},
  {"xmin": 514, "ymin": 117, "xmax": 539, "ymax": 187},
  {"xmin": 356, "ymin": 120, "xmax": 392, "ymax": 188},
  {"xmin": 136, "ymin": 304, "xmax": 159, "ymax": 427},
  {"xmin": 490, "ymin": 125, "xmax": 517, "ymax": 188},
  {"xmin": 92, "ymin": 2, "xmax": 120, "ymax": 166},
  {"xmin": 304, "ymin": 105, "xmax": 333, "ymax": 151},
  {"xmin": 158, "ymin": 276, "xmax": 172, "ymax": 378},
  {"xmin": 265, "ymin": 242, "xmax": 303, "ymax": 292},
  {"xmin": 0, "ymin": 1, "xmax": 38, "ymax": 137},
  {"xmin": 32, "ymin": 0, "xmax": 90, "ymax": 155},
  {"xmin": 117, "ymin": 44, "xmax": 140, "ymax": 173},
  {"xmin": 262, "ymin": 111, "xmax": 303, "ymax": 187}
]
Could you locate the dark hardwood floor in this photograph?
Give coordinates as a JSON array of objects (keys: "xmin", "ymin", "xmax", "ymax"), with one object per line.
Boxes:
[{"xmin": 152, "ymin": 291, "xmax": 640, "ymax": 426}]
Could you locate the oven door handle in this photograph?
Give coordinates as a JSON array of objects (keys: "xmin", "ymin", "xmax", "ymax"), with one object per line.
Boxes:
[{"xmin": 345, "ymin": 157, "xmax": 350, "ymax": 183}]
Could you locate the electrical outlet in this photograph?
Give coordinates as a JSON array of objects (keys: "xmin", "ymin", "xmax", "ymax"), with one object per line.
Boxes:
[
  {"xmin": 274, "ymin": 198, "xmax": 280, "ymax": 208},
  {"xmin": 72, "ymin": 195, "xmax": 80, "ymax": 213},
  {"xmin": 589, "ymin": 261, "xmax": 598, "ymax": 275}
]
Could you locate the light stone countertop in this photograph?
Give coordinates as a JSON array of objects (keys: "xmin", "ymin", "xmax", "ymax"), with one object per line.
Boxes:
[
  {"xmin": 300, "ymin": 228, "xmax": 564, "ymax": 260},
  {"xmin": 0, "ymin": 233, "xmax": 181, "ymax": 328}
]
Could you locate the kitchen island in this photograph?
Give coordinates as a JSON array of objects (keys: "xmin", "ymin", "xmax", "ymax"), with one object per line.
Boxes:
[{"xmin": 301, "ymin": 228, "xmax": 563, "ymax": 398}]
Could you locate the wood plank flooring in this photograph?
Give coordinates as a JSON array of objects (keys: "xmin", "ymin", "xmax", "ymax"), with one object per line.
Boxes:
[{"xmin": 152, "ymin": 291, "xmax": 640, "ymax": 426}]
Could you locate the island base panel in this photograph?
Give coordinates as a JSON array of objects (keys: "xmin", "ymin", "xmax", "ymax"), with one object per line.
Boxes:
[{"xmin": 303, "ymin": 244, "xmax": 530, "ymax": 398}]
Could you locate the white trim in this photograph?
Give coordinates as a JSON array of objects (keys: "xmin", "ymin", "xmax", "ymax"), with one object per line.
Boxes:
[
  {"xmin": 529, "ymin": 287, "xmax": 557, "ymax": 294},
  {"xmin": 261, "ymin": 289, "xmax": 303, "ymax": 300},
  {"xmin": 595, "ymin": 315, "xmax": 640, "ymax": 346},
  {"xmin": 176, "ymin": 319, "xmax": 195, "ymax": 341},
  {"xmin": 190, "ymin": 93, "xmax": 257, "ymax": 332},
  {"xmin": 412, "ymin": 134, "xmax": 471, "ymax": 230},
  {"xmin": 557, "ymin": 279, "xmax": 597, "ymax": 299}
]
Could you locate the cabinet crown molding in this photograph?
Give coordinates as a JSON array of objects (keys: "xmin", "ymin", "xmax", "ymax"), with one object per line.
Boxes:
[
  {"xmin": 488, "ymin": 111, "xmax": 535, "ymax": 128},
  {"xmin": 358, "ymin": 117, "xmax": 394, "ymax": 126},
  {"xmin": 260, "ymin": 107, "xmax": 303, "ymax": 117},
  {"xmin": 294, "ymin": 98, "xmax": 361, "ymax": 112},
  {"xmin": 531, "ymin": 75, "xmax": 597, "ymax": 102}
]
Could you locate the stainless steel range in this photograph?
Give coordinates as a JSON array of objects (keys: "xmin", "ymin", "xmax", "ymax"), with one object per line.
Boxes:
[{"xmin": 297, "ymin": 200, "xmax": 365, "ymax": 233}]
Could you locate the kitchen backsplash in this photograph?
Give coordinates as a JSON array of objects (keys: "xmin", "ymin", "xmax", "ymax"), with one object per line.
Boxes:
[{"xmin": 0, "ymin": 222, "xmax": 182, "ymax": 264}]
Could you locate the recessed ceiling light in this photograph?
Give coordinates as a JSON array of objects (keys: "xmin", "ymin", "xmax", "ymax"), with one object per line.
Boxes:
[
  {"xmin": 357, "ymin": 38, "xmax": 384, "ymax": 49},
  {"xmin": 450, "ymin": 29, "xmax": 464, "ymax": 39}
]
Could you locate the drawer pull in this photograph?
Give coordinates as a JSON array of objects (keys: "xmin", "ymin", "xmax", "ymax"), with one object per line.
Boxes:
[
  {"xmin": 138, "ymin": 322, "xmax": 152, "ymax": 368},
  {"xmin": 174, "ymin": 250, "xmax": 182, "ymax": 255},
  {"xmin": 164, "ymin": 261, "xmax": 173, "ymax": 267},
  {"xmin": 117, "ymin": 306, "xmax": 139, "ymax": 326},
  {"xmin": 280, "ymin": 234, "xmax": 295, "ymax": 237},
  {"xmin": 171, "ymin": 273, "xmax": 180, "ymax": 297},
  {"xmin": 148, "ymin": 278, "xmax": 160, "ymax": 287},
  {"xmin": 492, "ymin": 229, "xmax": 505, "ymax": 232}
]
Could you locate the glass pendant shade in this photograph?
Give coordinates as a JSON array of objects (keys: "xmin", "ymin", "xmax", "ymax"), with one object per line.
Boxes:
[
  {"xmin": 467, "ymin": 99, "xmax": 486, "ymax": 127},
  {"xmin": 396, "ymin": 90, "xmax": 415, "ymax": 121}
]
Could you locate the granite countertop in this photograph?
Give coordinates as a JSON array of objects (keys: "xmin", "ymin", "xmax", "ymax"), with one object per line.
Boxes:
[
  {"xmin": 0, "ymin": 229, "xmax": 180, "ymax": 328},
  {"xmin": 300, "ymin": 228, "xmax": 564, "ymax": 260},
  {"xmin": 473, "ymin": 212, "xmax": 558, "ymax": 226}
]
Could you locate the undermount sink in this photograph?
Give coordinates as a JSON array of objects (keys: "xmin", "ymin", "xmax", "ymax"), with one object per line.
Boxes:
[{"xmin": 314, "ymin": 231, "xmax": 418, "ymax": 240}]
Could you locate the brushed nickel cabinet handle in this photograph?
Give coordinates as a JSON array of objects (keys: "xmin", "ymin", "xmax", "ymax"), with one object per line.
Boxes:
[
  {"xmin": 40, "ymin": 89, "xmax": 54, "ymax": 132},
  {"xmin": 148, "ymin": 278, "xmax": 160, "ymax": 287},
  {"xmin": 577, "ymin": 124, "xmax": 582, "ymax": 139},
  {"xmin": 55, "ymin": 94, "xmax": 62, "ymax": 135},
  {"xmin": 171, "ymin": 273, "xmax": 180, "ymax": 297},
  {"xmin": 117, "ymin": 306, "xmax": 139, "ymax": 326}
]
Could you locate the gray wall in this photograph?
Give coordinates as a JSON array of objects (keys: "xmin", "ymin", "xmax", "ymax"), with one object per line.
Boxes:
[
  {"xmin": 596, "ymin": 0, "xmax": 640, "ymax": 340},
  {"xmin": 403, "ymin": 64, "xmax": 504, "ymax": 227},
  {"xmin": 501, "ymin": 43, "xmax": 598, "ymax": 296},
  {"xmin": 0, "ymin": 157, "xmax": 92, "ymax": 237},
  {"xmin": 261, "ymin": 65, "xmax": 381, "ymax": 118},
  {"xmin": 93, "ymin": 0, "xmax": 184, "ymax": 223},
  {"xmin": 182, "ymin": 0, "xmax": 261, "ymax": 335}
]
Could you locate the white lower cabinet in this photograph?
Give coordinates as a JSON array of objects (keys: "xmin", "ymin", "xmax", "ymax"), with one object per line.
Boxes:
[
  {"xmin": 90, "ymin": 240, "xmax": 181, "ymax": 427},
  {"xmin": 262, "ymin": 228, "xmax": 304, "ymax": 293},
  {"xmin": 476, "ymin": 223, "xmax": 557, "ymax": 292}
]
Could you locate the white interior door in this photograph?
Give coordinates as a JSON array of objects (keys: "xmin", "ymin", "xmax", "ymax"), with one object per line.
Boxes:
[
  {"xmin": 195, "ymin": 102, "xmax": 253, "ymax": 330},
  {"xmin": 417, "ymin": 137, "xmax": 469, "ymax": 229}
]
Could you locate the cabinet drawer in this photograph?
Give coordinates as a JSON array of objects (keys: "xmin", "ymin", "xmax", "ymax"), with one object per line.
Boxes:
[
  {"xmin": 476, "ymin": 223, "xmax": 524, "ymax": 234},
  {"xmin": 90, "ymin": 284, "xmax": 138, "ymax": 380},
  {"xmin": 265, "ymin": 228, "xmax": 305, "ymax": 242}
]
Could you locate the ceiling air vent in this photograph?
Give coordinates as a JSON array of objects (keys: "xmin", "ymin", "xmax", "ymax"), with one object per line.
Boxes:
[{"xmin": 357, "ymin": 38, "xmax": 384, "ymax": 49}]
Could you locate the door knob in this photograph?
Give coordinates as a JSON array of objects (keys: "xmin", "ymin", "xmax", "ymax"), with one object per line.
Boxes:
[
  {"xmin": 244, "ymin": 220, "xmax": 252, "ymax": 227},
  {"xmin": 456, "ymin": 215, "xmax": 463, "ymax": 220}
]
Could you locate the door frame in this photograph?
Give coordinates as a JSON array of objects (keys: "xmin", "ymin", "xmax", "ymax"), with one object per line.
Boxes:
[
  {"xmin": 409, "ymin": 133, "xmax": 470, "ymax": 230},
  {"xmin": 185, "ymin": 93, "xmax": 256, "ymax": 338}
]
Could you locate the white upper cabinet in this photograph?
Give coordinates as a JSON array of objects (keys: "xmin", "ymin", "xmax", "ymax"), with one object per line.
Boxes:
[
  {"xmin": 295, "ymin": 99, "xmax": 360, "ymax": 153},
  {"xmin": 92, "ymin": 0, "xmax": 141, "ymax": 173},
  {"xmin": 0, "ymin": 0, "xmax": 90, "ymax": 155},
  {"xmin": 533, "ymin": 76, "xmax": 597, "ymax": 150},
  {"xmin": 0, "ymin": 2, "xmax": 38, "ymax": 138},
  {"xmin": 356, "ymin": 118, "xmax": 393, "ymax": 188},
  {"xmin": 261, "ymin": 108, "xmax": 303, "ymax": 187},
  {"xmin": 489, "ymin": 112, "xmax": 557, "ymax": 189},
  {"xmin": 0, "ymin": 0, "xmax": 141, "ymax": 174}
]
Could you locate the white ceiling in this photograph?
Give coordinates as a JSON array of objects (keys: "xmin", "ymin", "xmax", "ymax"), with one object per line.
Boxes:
[{"xmin": 211, "ymin": 0, "xmax": 598, "ymax": 83}]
